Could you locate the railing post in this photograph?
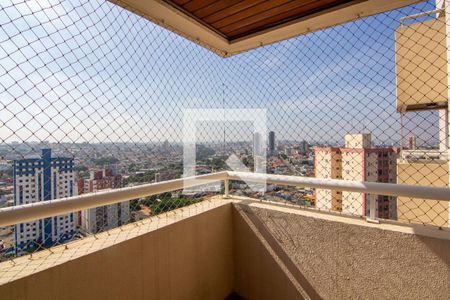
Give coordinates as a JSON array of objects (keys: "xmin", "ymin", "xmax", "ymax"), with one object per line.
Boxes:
[
  {"xmin": 223, "ymin": 178, "xmax": 230, "ymax": 199},
  {"xmin": 366, "ymin": 196, "xmax": 379, "ymax": 224}
]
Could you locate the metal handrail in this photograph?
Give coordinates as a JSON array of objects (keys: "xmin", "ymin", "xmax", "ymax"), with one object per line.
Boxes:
[
  {"xmin": 0, "ymin": 171, "xmax": 449, "ymax": 227},
  {"xmin": 0, "ymin": 172, "xmax": 226, "ymax": 228},
  {"xmin": 399, "ymin": 9, "xmax": 445, "ymax": 25},
  {"xmin": 228, "ymin": 172, "xmax": 450, "ymax": 201}
]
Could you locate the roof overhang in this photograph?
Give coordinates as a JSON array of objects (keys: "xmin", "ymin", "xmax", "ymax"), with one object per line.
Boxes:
[{"xmin": 108, "ymin": 0, "xmax": 424, "ymax": 57}]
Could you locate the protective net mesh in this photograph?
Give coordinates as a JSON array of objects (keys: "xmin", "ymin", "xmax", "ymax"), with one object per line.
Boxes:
[{"xmin": 0, "ymin": 0, "xmax": 449, "ymax": 261}]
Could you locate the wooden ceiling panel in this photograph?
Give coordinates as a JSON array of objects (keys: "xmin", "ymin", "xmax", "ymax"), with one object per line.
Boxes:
[
  {"xmin": 163, "ymin": 0, "xmax": 357, "ymax": 40},
  {"xmin": 225, "ymin": 0, "xmax": 352, "ymax": 39},
  {"xmin": 182, "ymin": 0, "xmax": 218, "ymax": 12},
  {"xmin": 172, "ymin": 0, "xmax": 191, "ymax": 5},
  {"xmin": 194, "ymin": 0, "xmax": 242, "ymax": 19},
  {"xmin": 109, "ymin": 0, "xmax": 423, "ymax": 56},
  {"xmin": 211, "ymin": 0, "xmax": 293, "ymax": 30},
  {"xmin": 219, "ymin": 0, "xmax": 321, "ymax": 33},
  {"xmin": 202, "ymin": 0, "xmax": 267, "ymax": 24}
]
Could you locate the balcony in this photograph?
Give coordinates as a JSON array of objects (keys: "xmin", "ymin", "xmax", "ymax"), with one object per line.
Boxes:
[
  {"xmin": 0, "ymin": 172, "xmax": 449, "ymax": 299},
  {"xmin": 395, "ymin": 11, "xmax": 448, "ymax": 112},
  {"xmin": 1, "ymin": 0, "xmax": 450, "ymax": 299},
  {"xmin": 397, "ymin": 155, "xmax": 449, "ymax": 227}
]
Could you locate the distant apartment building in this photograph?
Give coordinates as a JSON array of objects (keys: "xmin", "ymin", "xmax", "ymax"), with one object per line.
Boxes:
[
  {"xmin": 78, "ymin": 168, "xmax": 129, "ymax": 233},
  {"xmin": 341, "ymin": 135, "xmax": 399, "ymax": 218},
  {"xmin": 395, "ymin": 8, "xmax": 449, "ymax": 227},
  {"xmin": 315, "ymin": 134, "xmax": 398, "ymax": 218},
  {"xmin": 13, "ymin": 149, "xmax": 76, "ymax": 255},
  {"xmin": 314, "ymin": 147, "xmax": 342, "ymax": 211},
  {"xmin": 408, "ymin": 135, "xmax": 417, "ymax": 150}
]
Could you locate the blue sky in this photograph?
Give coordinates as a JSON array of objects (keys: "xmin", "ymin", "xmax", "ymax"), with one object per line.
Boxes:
[{"xmin": 0, "ymin": 0, "xmax": 440, "ymax": 147}]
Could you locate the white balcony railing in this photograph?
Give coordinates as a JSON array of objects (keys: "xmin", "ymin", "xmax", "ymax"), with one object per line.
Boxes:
[{"xmin": 0, "ymin": 172, "xmax": 449, "ymax": 228}]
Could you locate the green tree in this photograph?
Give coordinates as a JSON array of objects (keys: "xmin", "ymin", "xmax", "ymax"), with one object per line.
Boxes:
[{"xmin": 92, "ymin": 157, "xmax": 119, "ymax": 166}]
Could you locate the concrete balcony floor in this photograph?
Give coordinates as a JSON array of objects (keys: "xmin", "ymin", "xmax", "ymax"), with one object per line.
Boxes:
[{"xmin": 0, "ymin": 196, "xmax": 449, "ymax": 299}]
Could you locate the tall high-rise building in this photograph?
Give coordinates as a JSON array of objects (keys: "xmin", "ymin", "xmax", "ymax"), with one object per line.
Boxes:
[
  {"xmin": 299, "ymin": 140, "xmax": 309, "ymax": 154},
  {"xmin": 268, "ymin": 131, "xmax": 275, "ymax": 155},
  {"xmin": 78, "ymin": 168, "xmax": 129, "ymax": 233},
  {"xmin": 13, "ymin": 149, "xmax": 76, "ymax": 255},
  {"xmin": 315, "ymin": 134, "xmax": 398, "ymax": 218}
]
